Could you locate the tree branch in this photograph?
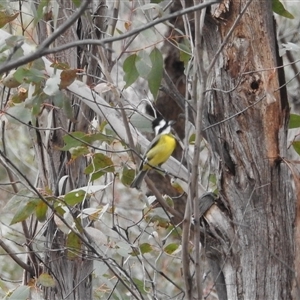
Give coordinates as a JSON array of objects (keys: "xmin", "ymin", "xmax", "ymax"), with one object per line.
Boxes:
[
  {"xmin": 145, "ymin": 177, "xmax": 183, "ymax": 220},
  {"xmin": 0, "ymin": 1, "xmax": 220, "ymax": 75},
  {"xmin": 0, "ymin": 0, "xmax": 90, "ymax": 74},
  {"xmin": 0, "ymin": 238, "xmax": 35, "ymax": 276}
]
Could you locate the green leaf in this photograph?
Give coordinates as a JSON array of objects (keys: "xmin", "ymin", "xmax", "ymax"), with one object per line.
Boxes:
[
  {"xmin": 164, "ymin": 243, "xmax": 179, "ymax": 254},
  {"xmin": 66, "ymin": 231, "xmax": 82, "ymax": 260},
  {"xmin": 48, "ymin": 92, "xmax": 74, "ymax": 121},
  {"xmin": 51, "ymin": 90, "xmax": 76, "ymax": 122},
  {"xmin": 132, "ymin": 278, "xmax": 150, "ymax": 295},
  {"xmin": 272, "ymin": 0, "xmax": 294, "ymax": 19},
  {"xmin": 10, "ymin": 198, "xmax": 39, "ymax": 225},
  {"xmin": 31, "ymin": 58, "xmax": 45, "ymax": 71},
  {"xmin": 121, "ymin": 166, "xmax": 135, "ymax": 186},
  {"xmin": 123, "ymin": 54, "xmax": 139, "ymax": 88},
  {"xmin": 5, "ymin": 35, "xmax": 24, "ymax": 48},
  {"xmin": 62, "ymin": 96, "xmax": 75, "ymax": 120},
  {"xmin": 139, "ymin": 243, "xmax": 153, "ymax": 254},
  {"xmin": 69, "ymin": 146, "xmax": 89, "ymax": 160},
  {"xmin": 148, "ymin": 48, "xmax": 163, "ymax": 99},
  {"xmin": 209, "ymin": 173, "xmax": 217, "ymax": 186},
  {"xmin": 71, "ymin": 0, "xmax": 81, "ymax": 8},
  {"xmin": 61, "ymin": 132, "xmax": 87, "ymax": 150},
  {"xmin": 136, "ymin": 50, "xmax": 152, "ymax": 78},
  {"xmin": 3, "ymin": 36, "xmax": 24, "ymax": 64},
  {"xmin": 84, "ymin": 153, "xmax": 115, "ymax": 181},
  {"xmin": 61, "ymin": 132, "xmax": 112, "ymax": 151},
  {"xmin": 292, "ymin": 141, "xmax": 300, "ymax": 156},
  {"xmin": 10, "ymin": 49, "xmax": 24, "ymax": 63},
  {"xmin": 164, "ymin": 195, "xmax": 174, "ymax": 208},
  {"xmin": 50, "ymin": 62, "xmax": 70, "ymax": 70},
  {"xmin": 54, "ymin": 202, "xmax": 66, "ymax": 216},
  {"xmin": 64, "ymin": 190, "xmax": 86, "ymax": 206},
  {"xmin": 289, "ymin": 114, "xmax": 300, "ymax": 129},
  {"xmin": 34, "ymin": 0, "xmax": 50, "ymax": 25},
  {"xmin": 115, "ymin": 28, "xmax": 123, "ymax": 35},
  {"xmin": 130, "ymin": 114, "xmax": 153, "ymax": 133},
  {"xmin": 30, "ymin": 94, "xmax": 46, "ymax": 116},
  {"xmin": 144, "ymin": 214, "xmax": 170, "ymax": 228},
  {"xmin": 52, "ymin": 90, "xmax": 64, "ymax": 108},
  {"xmin": 6, "ymin": 103, "xmax": 31, "ymax": 125},
  {"xmin": 178, "ymin": 39, "xmax": 191, "ymax": 66},
  {"xmin": 87, "ymin": 132, "xmax": 113, "ymax": 143},
  {"xmin": 14, "ymin": 67, "xmax": 45, "ymax": 84},
  {"xmin": 35, "ymin": 200, "xmax": 48, "ymax": 222},
  {"xmin": 87, "ymin": 170, "xmax": 104, "ymax": 181},
  {"xmin": 130, "ymin": 243, "xmax": 153, "ymax": 256},
  {"xmin": 37, "ymin": 273, "xmax": 56, "ymax": 288},
  {"xmin": 4, "ymin": 190, "xmax": 34, "ymax": 211},
  {"xmin": 189, "ymin": 133, "xmax": 195, "ymax": 144},
  {"xmin": 7, "ymin": 285, "xmax": 30, "ymax": 300}
]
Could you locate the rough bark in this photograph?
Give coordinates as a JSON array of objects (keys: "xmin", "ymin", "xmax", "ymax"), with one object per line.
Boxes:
[{"xmin": 201, "ymin": 1, "xmax": 294, "ymax": 299}]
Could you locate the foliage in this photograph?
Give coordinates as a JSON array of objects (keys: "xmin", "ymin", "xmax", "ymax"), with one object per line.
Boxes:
[
  {"xmin": 123, "ymin": 47, "xmax": 163, "ymax": 99},
  {"xmin": 0, "ymin": 1, "xmax": 190, "ymax": 298},
  {"xmin": 272, "ymin": 0, "xmax": 294, "ymax": 19}
]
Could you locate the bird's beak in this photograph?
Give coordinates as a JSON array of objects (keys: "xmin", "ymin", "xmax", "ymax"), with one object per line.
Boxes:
[{"xmin": 169, "ymin": 120, "xmax": 176, "ymax": 126}]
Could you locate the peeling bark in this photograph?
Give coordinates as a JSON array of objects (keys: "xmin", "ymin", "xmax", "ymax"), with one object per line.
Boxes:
[{"xmin": 201, "ymin": 1, "xmax": 294, "ymax": 299}]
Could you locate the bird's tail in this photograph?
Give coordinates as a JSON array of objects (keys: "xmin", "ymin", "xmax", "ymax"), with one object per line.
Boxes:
[{"xmin": 130, "ymin": 170, "xmax": 148, "ymax": 189}]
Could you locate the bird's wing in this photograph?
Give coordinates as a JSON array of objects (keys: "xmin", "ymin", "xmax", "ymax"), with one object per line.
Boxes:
[{"xmin": 138, "ymin": 134, "xmax": 161, "ymax": 170}]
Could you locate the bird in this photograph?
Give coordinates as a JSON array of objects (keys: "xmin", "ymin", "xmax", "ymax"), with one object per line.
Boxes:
[{"xmin": 130, "ymin": 116, "xmax": 177, "ymax": 189}]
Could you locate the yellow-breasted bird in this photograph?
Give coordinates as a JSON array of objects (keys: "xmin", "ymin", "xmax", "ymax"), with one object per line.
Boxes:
[{"xmin": 130, "ymin": 116, "xmax": 177, "ymax": 189}]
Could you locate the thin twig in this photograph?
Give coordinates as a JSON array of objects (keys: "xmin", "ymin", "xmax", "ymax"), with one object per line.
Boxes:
[
  {"xmin": 191, "ymin": 1, "xmax": 206, "ymax": 297},
  {"xmin": 202, "ymin": 94, "xmax": 266, "ymax": 131},
  {"xmin": 178, "ymin": 1, "xmax": 200, "ymax": 297}
]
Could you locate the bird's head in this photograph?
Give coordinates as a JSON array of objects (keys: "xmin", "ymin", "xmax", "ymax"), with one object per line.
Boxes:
[{"xmin": 152, "ymin": 116, "xmax": 176, "ymax": 135}]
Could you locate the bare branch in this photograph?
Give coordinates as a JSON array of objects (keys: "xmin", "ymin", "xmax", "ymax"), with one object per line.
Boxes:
[{"xmin": 0, "ymin": 238, "xmax": 35, "ymax": 276}]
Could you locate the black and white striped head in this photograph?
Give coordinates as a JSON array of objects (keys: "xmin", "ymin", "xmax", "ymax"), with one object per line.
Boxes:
[{"xmin": 152, "ymin": 116, "xmax": 175, "ymax": 135}]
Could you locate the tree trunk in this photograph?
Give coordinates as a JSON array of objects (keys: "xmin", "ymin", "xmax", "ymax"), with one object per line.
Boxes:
[
  {"xmin": 33, "ymin": 1, "xmax": 103, "ymax": 298},
  {"xmin": 201, "ymin": 1, "xmax": 294, "ymax": 299}
]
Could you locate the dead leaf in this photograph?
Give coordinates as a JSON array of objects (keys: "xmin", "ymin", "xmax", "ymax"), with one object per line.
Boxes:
[
  {"xmin": 59, "ymin": 69, "xmax": 77, "ymax": 89},
  {"xmin": 0, "ymin": 11, "xmax": 19, "ymax": 28}
]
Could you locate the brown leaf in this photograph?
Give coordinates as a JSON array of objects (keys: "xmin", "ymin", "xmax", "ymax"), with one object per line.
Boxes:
[
  {"xmin": 59, "ymin": 69, "xmax": 77, "ymax": 89},
  {"xmin": 0, "ymin": 11, "xmax": 19, "ymax": 28},
  {"xmin": 124, "ymin": 21, "xmax": 131, "ymax": 31}
]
